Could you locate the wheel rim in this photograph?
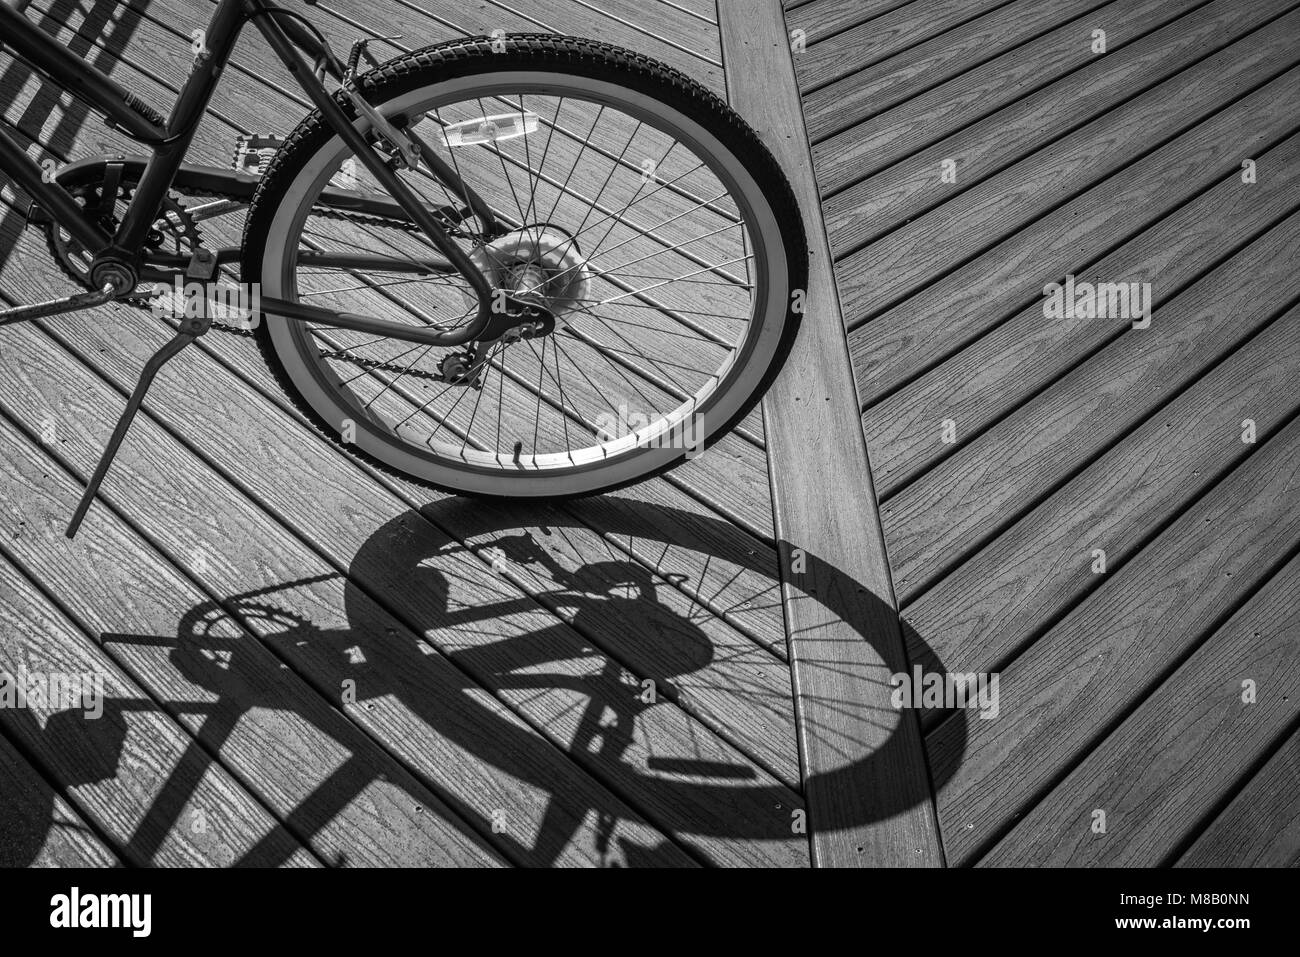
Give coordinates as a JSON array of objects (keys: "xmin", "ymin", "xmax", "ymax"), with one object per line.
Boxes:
[{"xmin": 260, "ymin": 69, "xmax": 790, "ymax": 495}]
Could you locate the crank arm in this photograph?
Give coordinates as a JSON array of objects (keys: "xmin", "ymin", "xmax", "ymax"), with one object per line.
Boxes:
[{"xmin": 0, "ymin": 282, "xmax": 116, "ymax": 326}]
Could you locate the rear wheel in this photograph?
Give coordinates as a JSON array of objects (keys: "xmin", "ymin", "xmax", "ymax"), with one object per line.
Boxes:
[{"xmin": 242, "ymin": 35, "xmax": 806, "ymax": 498}]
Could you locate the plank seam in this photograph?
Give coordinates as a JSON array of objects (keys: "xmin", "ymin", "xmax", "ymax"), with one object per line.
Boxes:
[
  {"xmin": 1169, "ymin": 715, "xmax": 1300, "ymax": 866},
  {"xmin": 923, "ymin": 395, "xmax": 1300, "ymax": 746},
  {"xmin": 969, "ymin": 521, "xmax": 1300, "ymax": 867},
  {"xmin": 3, "ymin": 13, "xmax": 785, "ymax": 648},
  {"xmin": 858, "ymin": 110, "xmax": 1300, "ymax": 418},
  {"xmin": 798, "ymin": 0, "xmax": 1027, "ymax": 97},
  {"xmin": 835, "ymin": 3, "xmax": 1300, "ymax": 283},
  {"xmin": 0, "ymin": 634, "xmax": 127, "ymax": 864},
  {"xmin": 892, "ymin": 236, "xmax": 1300, "ymax": 605},
  {"xmin": 806, "ymin": 0, "xmax": 1121, "ymax": 145},
  {"xmin": 822, "ymin": 0, "xmax": 1239, "ymax": 205},
  {"xmin": 0, "ymin": 472, "xmax": 330, "ymax": 867}
]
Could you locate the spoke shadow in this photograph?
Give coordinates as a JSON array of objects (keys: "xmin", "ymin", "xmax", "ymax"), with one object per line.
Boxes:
[{"xmin": 1, "ymin": 497, "xmax": 967, "ymax": 866}]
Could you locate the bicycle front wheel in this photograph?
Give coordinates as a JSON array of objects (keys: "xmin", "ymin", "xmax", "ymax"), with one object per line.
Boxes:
[{"xmin": 242, "ymin": 35, "xmax": 806, "ymax": 498}]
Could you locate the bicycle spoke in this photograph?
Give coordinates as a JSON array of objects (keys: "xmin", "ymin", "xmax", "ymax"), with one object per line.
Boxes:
[{"xmin": 268, "ymin": 73, "xmax": 777, "ymax": 473}]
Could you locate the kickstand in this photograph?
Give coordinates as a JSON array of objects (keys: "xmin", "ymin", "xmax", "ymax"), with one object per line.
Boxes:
[{"xmin": 66, "ymin": 313, "xmax": 209, "ymax": 539}]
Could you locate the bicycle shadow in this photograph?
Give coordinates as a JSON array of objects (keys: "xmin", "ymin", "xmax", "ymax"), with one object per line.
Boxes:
[{"xmin": 2, "ymin": 497, "xmax": 967, "ymax": 866}]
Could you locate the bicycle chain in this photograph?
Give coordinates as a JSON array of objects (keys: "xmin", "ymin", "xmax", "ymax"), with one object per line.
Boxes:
[
  {"xmin": 45, "ymin": 170, "xmax": 485, "ymax": 385},
  {"xmin": 126, "ymin": 183, "xmax": 453, "ymax": 349}
]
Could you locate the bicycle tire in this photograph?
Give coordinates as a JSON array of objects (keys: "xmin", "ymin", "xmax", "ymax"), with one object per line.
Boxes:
[{"xmin": 241, "ymin": 34, "xmax": 807, "ymax": 499}]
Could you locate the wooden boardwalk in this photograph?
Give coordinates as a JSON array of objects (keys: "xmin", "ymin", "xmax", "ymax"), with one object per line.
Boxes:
[
  {"xmin": 783, "ymin": 0, "xmax": 1300, "ymax": 866},
  {"xmin": 1, "ymin": 0, "xmax": 1296, "ymax": 868},
  {"xmin": 0, "ymin": 0, "xmax": 810, "ymax": 868}
]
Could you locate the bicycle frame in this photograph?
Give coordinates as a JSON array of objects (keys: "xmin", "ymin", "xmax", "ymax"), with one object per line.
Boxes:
[{"xmin": 0, "ymin": 0, "xmax": 511, "ymax": 346}]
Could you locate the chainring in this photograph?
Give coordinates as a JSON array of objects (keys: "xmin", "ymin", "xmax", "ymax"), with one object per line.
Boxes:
[
  {"xmin": 43, "ymin": 172, "xmax": 201, "ymax": 300},
  {"xmin": 37, "ymin": 162, "xmax": 503, "ymax": 386}
]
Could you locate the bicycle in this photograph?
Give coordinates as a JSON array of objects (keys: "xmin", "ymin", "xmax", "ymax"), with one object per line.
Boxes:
[{"xmin": 0, "ymin": 0, "xmax": 807, "ymax": 538}]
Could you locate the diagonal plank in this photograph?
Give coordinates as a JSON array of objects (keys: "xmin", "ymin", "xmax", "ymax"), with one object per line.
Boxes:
[
  {"xmin": 928, "ymin": 413, "xmax": 1300, "ymax": 865},
  {"xmin": 0, "ymin": 717, "xmax": 121, "ymax": 867},
  {"xmin": 887, "ymin": 213, "xmax": 1300, "ymax": 599},
  {"xmin": 0, "ymin": 539, "xmax": 319, "ymax": 867},
  {"xmin": 981, "ymin": 551, "xmax": 1300, "ymax": 866},
  {"xmin": 1176, "ymin": 726, "xmax": 1300, "ymax": 867}
]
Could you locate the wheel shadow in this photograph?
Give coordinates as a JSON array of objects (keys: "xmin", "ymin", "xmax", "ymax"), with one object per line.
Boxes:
[{"xmin": 1, "ymin": 496, "xmax": 967, "ymax": 866}]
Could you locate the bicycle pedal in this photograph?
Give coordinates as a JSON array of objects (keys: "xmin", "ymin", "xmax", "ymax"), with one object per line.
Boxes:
[{"xmin": 0, "ymin": 283, "xmax": 116, "ymax": 326}]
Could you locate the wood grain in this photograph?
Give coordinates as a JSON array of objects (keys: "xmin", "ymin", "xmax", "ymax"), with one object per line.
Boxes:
[
  {"xmin": 0, "ymin": 719, "xmax": 121, "ymax": 867},
  {"xmin": 836, "ymin": 17, "xmax": 1300, "ymax": 335},
  {"xmin": 800, "ymin": 0, "xmax": 1111, "ymax": 142},
  {"xmin": 0, "ymin": 214, "xmax": 808, "ymax": 865},
  {"xmin": 15, "ymin": 0, "xmax": 789, "ymax": 661},
  {"xmin": 0, "ymin": 503, "xmax": 319, "ymax": 867},
  {"xmin": 846, "ymin": 59, "xmax": 1300, "ymax": 417},
  {"xmin": 793, "ymin": 0, "xmax": 1009, "ymax": 92},
  {"xmin": 819, "ymin": 0, "xmax": 1257, "ymax": 229},
  {"xmin": 1177, "ymin": 727, "xmax": 1300, "ymax": 867},
  {"xmin": 928, "ymin": 414, "xmax": 1300, "ymax": 865},
  {"xmin": 722, "ymin": 0, "xmax": 943, "ymax": 866},
  {"xmin": 906, "ymin": 298, "xmax": 1300, "ymax": 687},
  {"xmin": 862, "ymin": 126, "xmax": 1300, "ymax": 495},
  {"xmin": 886, "ymin": 214, "xmax": 1300, "ymax": 598},
  {"xmin": 981, "ymin": 552, "xmax": 1300, "ymax": 866}
]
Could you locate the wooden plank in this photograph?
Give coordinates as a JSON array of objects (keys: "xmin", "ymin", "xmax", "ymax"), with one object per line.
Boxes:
[
  {"xmin": 538, "ymin": 0, "xmax": 723, "ymax": 65},
  {"xmin": 409, "ymin": 498, "xmax": 801, "ymax": 786},
  {"xmin": 291, "ymin": 0, "xmax": 723, "ymax": 91},
  {"xmin": 18, "ymin": 230, "xmax": 795, "ymax": 783},
  {"xmin": 785, "ymin": 0, "xmax": 919, "ymax": 47},
  {"xmin": 834, "ymin": 17, "xmax": 1300, "ymax": 334},
  {"xmin": 0, "ymin": 288, "xmax": 509, "ymax": 866},
  {"xmin": 905, "ymin": 298, "xmax": 1300, "ymax": 687},
  {"xmin": 927, "ymin": 414, "xmax": 1300, "ymax": 865},
  {"xmin": 884, "ymin": 213, "xmax": 1300, "ymax": 597},
  {"xmin": 1177, "ymin": 727, "xmax": 1300, "ymax": 867},
  {"xmin": 793, "ymin": 0, "xmax": 1008, "ymax": 91},
  {"xmin": 5, "ymin": 0, "xmax": 800, "ymax": 863},
  {"xmin": 0, "ymin": 302, "xmax": 756, "ymax": 868},
  {"xmin": 817, "ymin": 0, "xmax": 1252, "ymax": 224},
  {"xmin": 721, "ymin": 0, "xmax": 943, "ymax": 866},
  {"xmin": 0, "ymin": 534, "xmax": 319, "ymax": 867},
  {"xmin": 847, "ymin": 59, "xmax": 1300, "ymax": 415},
  {"xmin": 0, "ymin": 440, "xmax": 503, "ymax": 867},
  {"xmin": 981, "ymin": 552, "xmax": 1300, "ymax": 866},
  {"xmin": 0, "ymin": 227, "xmax": 807, "ymax": 867},
  {"xmin": 863, "ymin": 125, "xmax": 1300, "ymax": 494},
  {"xmin": 0, "ymin": 721, "xmax": 121, "ymax": 867},
  {"xmin": 800, "ymin": 0, "xmax": 1112, "ymax": 141},
  {"xmin": 5, "ymin": 119, "xmax": 790, "ymax": 754}
]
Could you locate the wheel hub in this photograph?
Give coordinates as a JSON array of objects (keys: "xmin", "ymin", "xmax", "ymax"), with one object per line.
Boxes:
[{"xmin": 464, "ymin": 225, "xmax": 591, "ymax": 322}]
